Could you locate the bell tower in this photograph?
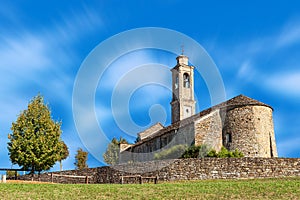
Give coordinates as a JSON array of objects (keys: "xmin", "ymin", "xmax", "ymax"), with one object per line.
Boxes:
[{"xmin": 171, "ymin": 54, "xmax": 196, "ymax": 123}]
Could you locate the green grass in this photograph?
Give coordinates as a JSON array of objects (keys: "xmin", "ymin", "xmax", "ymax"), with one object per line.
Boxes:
[{"xmin": 0, "ymin": 177, "xmax": 299, "ymax": 200}]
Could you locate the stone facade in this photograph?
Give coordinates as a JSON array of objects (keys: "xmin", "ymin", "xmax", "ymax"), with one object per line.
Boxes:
[
  {"xmin": 194, "ymin": 110, "xmax": 223, "ymax": 151},
  {"xmin": 16, "ymin": 158, "xmax": 300, "ymax": 184},
  {"xmin": 223, "ymin": 105, "xmax": 277, "ymax": 157},
  {"xmin": 120, "ymin": 95, "xmax": 278, "ymax": 162},
  {"xmin": 119, "ymin": 55, "xmax": 278, "ymax": 162}
]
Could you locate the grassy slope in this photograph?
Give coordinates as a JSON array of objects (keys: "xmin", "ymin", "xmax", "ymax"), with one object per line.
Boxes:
[{"xmin": 0, "ymin": 178, "xmax": 299, "ymax": 200}]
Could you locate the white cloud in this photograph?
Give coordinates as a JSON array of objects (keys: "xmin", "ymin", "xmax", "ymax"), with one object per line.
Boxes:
[
  {"xmin": 216, "ymin": 18, "xmax": 300, "ymax": 75},
  {"xmin": 0, "ymin": 35, "xmax": 50, "ymax": 72},
  {"xmin": 98, "ymin": 51, "xmax": 160, "ymax": 89},
  {"xmin": 0, "ymin": 6, "xmax": 104, "ymax": 169},
  {"xmin": 51, "ymin": 6, "xmax": 102, "ymax": 43},
  {"xmin": 214, "ymin": 18, "xmax": 300, "ymax": 99},
  {"xmin": 237, "ymin": 60, "xmax": 257, "ymax": 81},
  {"xmin": 0, "ymin": 4, "xmax": 104, "ymax": 94},
  {"xmin": 264, "ymin": 72, "xmax": 300, "ymax": 97},
  {"xmin": 276, "ymin": 21, "xmax": 300, "ymax": 48}
]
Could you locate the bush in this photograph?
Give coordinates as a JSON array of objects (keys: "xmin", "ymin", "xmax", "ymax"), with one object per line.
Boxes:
[
  {"xmin": 154, "ymin": 144, "xmax": 244, "ymax": 160},
  {"xmin": 207, "ymin": 149, "xmax": 218, "ymax": 157},
  {"xmin": 182, "ymin": 145, "xmax": 244, "ymax": 158},
  {"xmin": 232, "ymin": 149, "xmax": 244, "ymax": 158},
  {"xmin": 214, "ymin": 147, "xmax": 244, "ymax": 158},
  {"xmin": 6, "ymin": 170, "xmax": 19, "ymax": 179},
  {"xmin": 154, "ymin": 144, "xmax": 187, "ymax": 160},
  {"xmin": 181, "ymin": 144, "xmax": 210, "ymax": 158},
  {"xmin": 217, "ymin": 146, "xmax": 230, "ymax": 158}
]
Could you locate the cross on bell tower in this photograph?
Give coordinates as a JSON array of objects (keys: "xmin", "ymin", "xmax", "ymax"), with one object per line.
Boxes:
[
  {"xmin": 181, "ymin": 44, "xmax": 184, "ymax": 55},
  {"xmin": 170, "ymin": 54, "xmax": 196, "ymax": 123}
]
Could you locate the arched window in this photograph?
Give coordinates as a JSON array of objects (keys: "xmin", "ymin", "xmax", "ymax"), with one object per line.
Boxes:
[
  {"xmin": 175, "ymin": 75, "xmax": 179, "ymax": 89},
  {"xmin": 183, "ymin": 73, "xmax": 190, "ymax": 88}
]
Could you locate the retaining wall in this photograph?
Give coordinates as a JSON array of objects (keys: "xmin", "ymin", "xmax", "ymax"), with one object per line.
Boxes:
[{"xmin": 16, "ymin": 158, "xmax": 300, "ymax": 184}]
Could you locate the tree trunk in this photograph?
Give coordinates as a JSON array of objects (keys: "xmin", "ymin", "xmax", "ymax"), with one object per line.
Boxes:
[{"xmin": 60, "ymin": 161, "xmax": 62, "ymax": 171}]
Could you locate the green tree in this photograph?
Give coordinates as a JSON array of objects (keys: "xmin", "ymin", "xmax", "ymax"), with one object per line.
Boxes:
[
  {"xmin": 58, "ymin": 142, "xmax": 69, "ymax": 171},
  {"xmin": 74, "ymin": 148, "xmax": 88, "ymax": 170},
  {"xmin": 6, "ymin": 170, "xmax": 20, "ymax": 179},
  {"xmin": 7, "ymin": 94, "xmax": 65, "ymax": 174},
  {"xmin": 103, "ymin": 137, "xmax": 128, "ymax": 165}
]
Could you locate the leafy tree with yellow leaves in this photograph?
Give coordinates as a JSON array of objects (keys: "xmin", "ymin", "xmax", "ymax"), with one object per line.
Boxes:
[{"xmin": 7, "ymin": 94, "xmax": 66, "ymax": 174}]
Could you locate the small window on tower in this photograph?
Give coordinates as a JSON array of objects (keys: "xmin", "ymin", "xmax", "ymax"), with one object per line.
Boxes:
[
  {"xmin": 183, "ymin": 73, "xmax": 190, "ymax": 88},
  {"xmin": 225, "ymin": 133, "xmax": 232, "ymax": 143},
  {"xmin": 175, "ymin": 75, "xmax": 179, "ymax": 89}
]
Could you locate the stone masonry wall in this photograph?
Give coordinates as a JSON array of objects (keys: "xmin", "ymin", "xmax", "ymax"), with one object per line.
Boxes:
[
  {"xmin": 16, "ymin": 158, "xmax": 300, "ymax": 184},
  {"xmin": 194, "ymin": 109, "xmax": 223, "ymax": 151},
  {"xmin": 253, "ymin": 106, "xmax": 278, "ymax": 157},
  {"xmin": 223, "ymin": 105, "xmax": 276, "ymax": 157}
]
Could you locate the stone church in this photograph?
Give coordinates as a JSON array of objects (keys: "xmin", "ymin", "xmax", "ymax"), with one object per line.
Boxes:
[{"xmin": 120, "ymin": 54, "xmax": 278, "ymax": 162}]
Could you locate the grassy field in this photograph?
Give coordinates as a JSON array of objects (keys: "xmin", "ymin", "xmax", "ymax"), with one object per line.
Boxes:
[{"xmin": 0, "ymin": 177, "xmax": 299, "ymax": 199}]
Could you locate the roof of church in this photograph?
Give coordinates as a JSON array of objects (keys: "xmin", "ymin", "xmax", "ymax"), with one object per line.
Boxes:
[
  {"xmin": 128, "ymin": 94, "xmax": 272, "ymax": 148},
  {"xmin": 217, "ymin": 94, "xmax": 273, "ymax": 109},
  {"xmin": 215, "ymin": 94, "xmax": 272, "ymax": 109},
  {"xmin": 137, "ymin": 122, "xmax": 164, "ymax": 140}
]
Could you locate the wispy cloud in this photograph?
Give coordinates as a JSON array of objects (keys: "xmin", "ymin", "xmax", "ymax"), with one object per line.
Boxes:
[
  {"xmin": 0, "ymin": 4, "xmax": 104, "ymax": 169},
  {"xmin": 0, "ymin": 4, "xmax": 103, "ymax": 94},
  {"xmin": 264, "ymin": 72, "xmax": 300, "ymax": 97},
  {"xmin": 276, "ymin": 20, "xmax": 300, "ymax": 48},
  {"xmin": 50, "ymin": 5, "xmax": 102, "ymax": 43},
  {"xmin": 237, "ymin": 60, "xmax": 257, "ymax": 81},
  {"xmin": 0, "ymin": 35, "xmax": 50, "ymax": 74},
  {"xmin": 216, "ymin": 18, "xmax": 300, "ymax": 98}
]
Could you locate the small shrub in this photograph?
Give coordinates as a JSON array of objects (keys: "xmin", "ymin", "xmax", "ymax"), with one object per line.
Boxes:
[
  {"xmin": 182, "ymin": 145, "xmax": 244, "ymax": 158},
  {"xmin": 6, "ymin": 170, "xmax": 19, "ymax": 178},
  {"xmin": 232, "ymin": 149, "xmax": 244, "ymax": 158},
  {"xmin": 181, "ymin": 144, "xmax": 210, "ymax": 158},
  {"xmin": 155, "ymin": 145, "xmax": 244, "ymax": 160},
  {"xmin": 207, "ymin": 149, "xmax": 218, "ymax": 157},
  {"xmin": 217, "ymin": 146, "xmax": 230, "ymax": 158},
  {"xmin": 215, "ymin": 147, "xmax": 244, "ymax": 158}
]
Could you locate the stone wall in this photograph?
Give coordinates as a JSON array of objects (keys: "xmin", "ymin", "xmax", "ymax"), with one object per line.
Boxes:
[
  {"xmin": 253, "ymin": 106, "xmax": 277, "ymax": 157},
  {"xmin": 223, "ymin": 105, "xmax": 277, "ymax": 157},
  {"xmin": 16, "ymin": 158, "xmax": 300, "ymax": 184},
  {"xmin": 194, "ymin": 109, "xmax": 223, "ymax": 151}
]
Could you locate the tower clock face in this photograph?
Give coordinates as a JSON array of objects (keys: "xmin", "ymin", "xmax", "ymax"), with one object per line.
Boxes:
[{"xmin": 183, "ymin": 106, "xmax": 192, "ymax": 118}]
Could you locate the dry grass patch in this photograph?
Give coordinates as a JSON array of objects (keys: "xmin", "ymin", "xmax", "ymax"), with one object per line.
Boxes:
[{"xmin": 6, "ymin": 180, "xmax": 55, "ymax": 184}]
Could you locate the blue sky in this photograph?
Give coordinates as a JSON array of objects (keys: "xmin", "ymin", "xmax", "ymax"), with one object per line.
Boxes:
[{"xmin": 0, "ymin": 1, "xmax": 300, "ymax": 171}]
